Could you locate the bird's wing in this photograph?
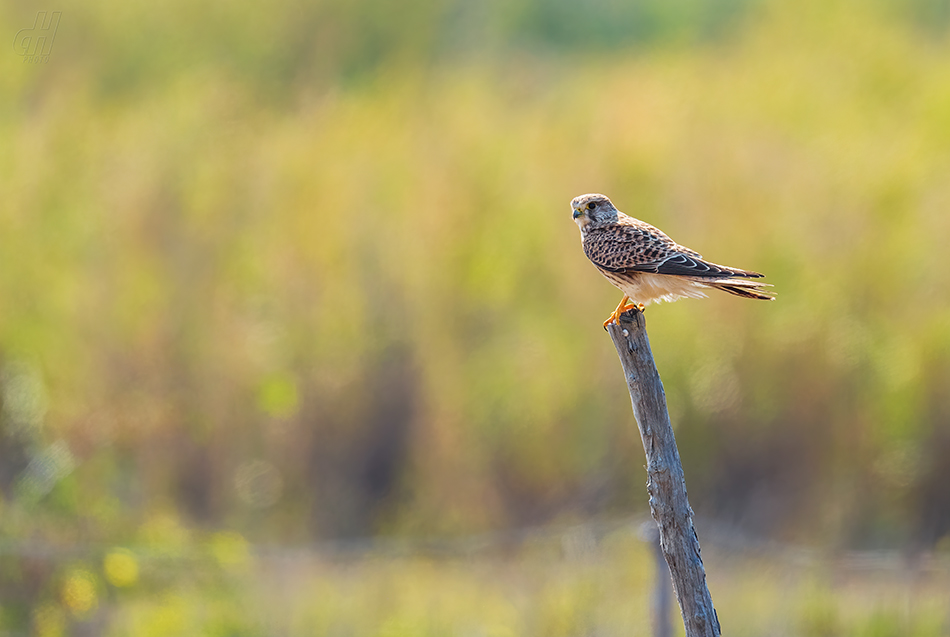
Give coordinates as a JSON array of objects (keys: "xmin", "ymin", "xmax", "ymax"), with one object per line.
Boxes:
[
  {"xmin": 633, "ymin": 253, "xmax": 753, "ymax": 278},
  {"xmin": 584, "ymin": 219, "xmax": 762, "ymax": 279},
  {"xmin": 583, "ymin": 219, "xmax": 688, "ymax": 271}
]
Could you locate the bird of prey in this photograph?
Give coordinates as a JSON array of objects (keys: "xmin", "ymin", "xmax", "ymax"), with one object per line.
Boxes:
[{"xmin": 572, "ymin": 193, "xmax": 773, "ymax": 328}]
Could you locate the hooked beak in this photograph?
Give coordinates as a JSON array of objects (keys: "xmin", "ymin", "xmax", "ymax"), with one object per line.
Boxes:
[{"xmin": 572, "ymin": 208, "xmax": 583, "ymax": 219}]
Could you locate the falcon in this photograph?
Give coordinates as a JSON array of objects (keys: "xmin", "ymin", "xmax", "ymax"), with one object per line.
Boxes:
[{"xmin": 572, "ymin": 193, "xmax": 773, "ymax": 328}]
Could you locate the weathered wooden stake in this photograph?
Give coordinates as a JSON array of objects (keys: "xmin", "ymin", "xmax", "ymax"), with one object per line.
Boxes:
[{"xmin": 607, "ymin": 309, "xmax": 720, "ymax": 636}]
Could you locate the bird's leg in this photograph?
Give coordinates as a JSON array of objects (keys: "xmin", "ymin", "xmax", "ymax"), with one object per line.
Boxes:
[{"xmin": 603, "ymin": 295, "xmax": 641, "ymax": 328}]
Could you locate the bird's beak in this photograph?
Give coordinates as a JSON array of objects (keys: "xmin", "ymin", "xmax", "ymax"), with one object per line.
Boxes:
[{"xmin": 572, "ymin": 208, "xmax": 583, "ymax": 219}]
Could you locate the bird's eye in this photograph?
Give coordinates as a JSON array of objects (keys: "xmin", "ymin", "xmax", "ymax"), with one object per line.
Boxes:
[{"xmin": 587, "ymin": 202, "xmax": 596, "ymax": 211}]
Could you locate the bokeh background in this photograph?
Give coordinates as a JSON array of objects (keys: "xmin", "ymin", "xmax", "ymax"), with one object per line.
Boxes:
[{"xmin": 3, "ymin": 0, "xmax": 950, "ymax": 634}]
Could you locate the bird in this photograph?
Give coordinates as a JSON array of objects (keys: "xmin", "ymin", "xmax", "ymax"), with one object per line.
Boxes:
[{"xmin": 571, "ymin": 193, "xmax": 773, "ymax": 328}]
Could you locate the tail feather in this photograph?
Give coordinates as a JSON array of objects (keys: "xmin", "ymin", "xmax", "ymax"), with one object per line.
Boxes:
[{"xmin": 707, "ymin": 278, "xmax": 774, "ymax": 301}]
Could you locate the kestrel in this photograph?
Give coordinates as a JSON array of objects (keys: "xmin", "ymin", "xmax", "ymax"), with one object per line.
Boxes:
[{"xmin": 572, "ymin": 193, "xmax": 773, "ymax": 328}]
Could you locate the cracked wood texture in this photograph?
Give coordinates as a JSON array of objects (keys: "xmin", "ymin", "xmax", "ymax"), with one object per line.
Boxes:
[{"xmin": 606, "ymin": 309, "xmax": 720, "ymax": 637}]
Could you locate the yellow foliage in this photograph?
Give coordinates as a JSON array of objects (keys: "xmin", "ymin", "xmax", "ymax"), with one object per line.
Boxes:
[
  {"xmin": 104, "ymin": 549, "xmax": 140, "ymax": 587},
  {"xmin": 60, "ymin": 569, "xmax": 98, "ymax": 616}
]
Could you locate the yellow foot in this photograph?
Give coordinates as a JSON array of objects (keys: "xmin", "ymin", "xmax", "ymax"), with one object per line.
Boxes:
[{"xmin": 602, "ymin": 296, "xmax": 643, "ymax": 329}]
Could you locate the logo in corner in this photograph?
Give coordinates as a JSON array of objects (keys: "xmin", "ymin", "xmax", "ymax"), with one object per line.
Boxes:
[{"xmin": 14, "ymin": 11, "xmax": 61, "ymax": 63}]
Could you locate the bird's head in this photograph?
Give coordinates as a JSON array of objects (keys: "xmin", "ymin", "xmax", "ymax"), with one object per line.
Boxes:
[{"xmin": 571, "ymin": 193, "xmax": 618, "ymax": 231}]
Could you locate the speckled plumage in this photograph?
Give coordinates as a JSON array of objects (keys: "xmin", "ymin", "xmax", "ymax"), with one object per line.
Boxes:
[{"xmin": 571, "ymin": 193, "xmax": 773, "ymax": 319}]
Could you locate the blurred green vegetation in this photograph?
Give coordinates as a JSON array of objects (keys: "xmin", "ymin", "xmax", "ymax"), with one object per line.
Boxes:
[
  {"xmin": 7, "ymin": 525, "xmax": 950, "ymax": 636},
  {"xmin": 3, "ymin": 0, "xmax": 950, "ymax": 632}
]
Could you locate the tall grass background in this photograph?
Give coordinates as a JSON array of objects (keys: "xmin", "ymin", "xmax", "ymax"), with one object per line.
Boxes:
[{"xmin": 3, "ymin": 0, "xmax": 950, "ymax": 633}]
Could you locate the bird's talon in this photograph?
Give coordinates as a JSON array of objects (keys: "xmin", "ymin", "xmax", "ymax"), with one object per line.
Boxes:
[
  {"xmin": 602, "ymin": 295, "xmax": 630, "ymax": 328},
  {"xmin": 603, "ymin": 295, "xmax": 644, "ymax": 328}
]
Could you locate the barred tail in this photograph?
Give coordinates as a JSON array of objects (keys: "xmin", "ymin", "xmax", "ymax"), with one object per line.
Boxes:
[{"xmin": 708, "ymin": 279, "xmax": 775, "ymax": 301}]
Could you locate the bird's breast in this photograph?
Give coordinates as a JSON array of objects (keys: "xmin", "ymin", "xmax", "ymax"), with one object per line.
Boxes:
[{"xmin": 595, "ymin": 268, "xmax": 709, "ymax": 306}]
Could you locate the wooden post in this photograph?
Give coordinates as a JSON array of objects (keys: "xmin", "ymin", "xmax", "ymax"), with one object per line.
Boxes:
[{"xmin": 606, "ymin": 309, "xmax": 720, "ymax": 636}]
